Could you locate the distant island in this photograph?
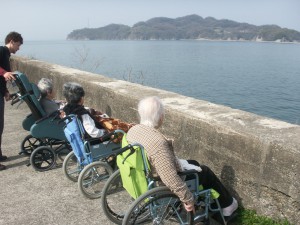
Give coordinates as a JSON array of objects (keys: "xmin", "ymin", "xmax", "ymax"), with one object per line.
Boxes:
[{"xmin": 67, "ymin": 14, "xmax": 300, "ymax": 43}]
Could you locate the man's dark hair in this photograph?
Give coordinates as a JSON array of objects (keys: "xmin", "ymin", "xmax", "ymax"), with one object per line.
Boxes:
[{"xmin": 5, "ymin": 31, "xmax": 23, "ymax": 44}]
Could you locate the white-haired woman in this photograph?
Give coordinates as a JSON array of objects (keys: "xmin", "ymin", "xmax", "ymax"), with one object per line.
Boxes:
[
  {"xmin": 62, "ymin": 82, "xmax": 106, "ymax": 138},
  {"xmin": 126, "ymin": 96, "xmax": 238, "ymax": 220},
  {"xmin": 37, "ymin": 78, "xmax": 61, "ymax": 115}
]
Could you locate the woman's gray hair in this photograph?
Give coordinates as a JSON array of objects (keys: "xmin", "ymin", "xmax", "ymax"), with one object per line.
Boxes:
[
  {"xmin": 37, "ymin": 78, "xmax": 53, "ymax": 98},
  {"xmin": 138, "ymin": 96, "xmax": 164, "ymax": 128},
  {"xmin": 63, "ymin": 82, "xmax": 85, "ymax": 104}
]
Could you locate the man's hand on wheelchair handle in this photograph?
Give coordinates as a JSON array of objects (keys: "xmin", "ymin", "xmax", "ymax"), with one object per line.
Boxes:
[{"xmin": 4, "ymin": 72, "xmax": 16, "ymax": 81}]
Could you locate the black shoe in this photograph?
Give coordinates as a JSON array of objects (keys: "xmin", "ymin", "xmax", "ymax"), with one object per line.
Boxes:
[
  {"xmin": 0, "ymin": 163, "xmax": 6, "ymax": 170},
  {"xmin": 0, "ymin": 155, "xmax": 8, "ymax": 161}
]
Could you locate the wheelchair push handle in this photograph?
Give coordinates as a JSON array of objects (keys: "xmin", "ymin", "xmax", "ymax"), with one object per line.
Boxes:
[
  {"xmin": 112, "ymin": 144, "xmax": 136, "ymax": 162},
  {"xmin": 11, "ymin": 72, "xmax": 18, "ymax": 78},
  {"xmin": 113, "ymin": 143, "xmax": 142, "ymax": 164},
  {"xmin": 122, "ymin": 147, "xmax": 135, "ymax": 164}
]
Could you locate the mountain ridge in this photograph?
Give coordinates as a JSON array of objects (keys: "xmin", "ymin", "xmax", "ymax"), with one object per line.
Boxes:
[{"xmin": 67, "ymin": 14, "xmax": 300, "ymax": 43}]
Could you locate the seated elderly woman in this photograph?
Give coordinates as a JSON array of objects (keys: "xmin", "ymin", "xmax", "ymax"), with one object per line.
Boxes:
[
  {"xmin": 62, "ymin": 82, "xmax": 106, "ymax": 138},
  {"xmin": 126, "ymin": 96, "xmax": 238, "ymax": 219},
  {"xmin": 37, "ymin": 78, "xmax": 62, "ymax": 115}
]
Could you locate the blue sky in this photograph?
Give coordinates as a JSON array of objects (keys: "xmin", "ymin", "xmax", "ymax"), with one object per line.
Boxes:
[{"xmin": 1, "ymin": 0, "xmax": 299, "ymax": 41}]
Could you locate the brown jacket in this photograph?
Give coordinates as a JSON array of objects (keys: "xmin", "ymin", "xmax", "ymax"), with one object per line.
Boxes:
[{"xmin": 126, "ymin": 124, "xmax": 194, "ymax": 204}]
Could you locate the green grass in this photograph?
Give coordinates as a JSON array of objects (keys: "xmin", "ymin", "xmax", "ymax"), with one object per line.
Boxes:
[{"xmin": 231, "ymin": 208, "xmax": 292, "ymax": 225}]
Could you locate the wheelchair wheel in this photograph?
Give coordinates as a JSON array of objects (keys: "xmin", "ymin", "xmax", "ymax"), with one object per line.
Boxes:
[
  {"xmin": 78, "ymin": 161, "xmax": 113, "ymax": 199},
  {"xmin": 101, "ymin": 169, "xmax": 135, "ymax": 224},
  {"xmin": 122, "ymin": 186, "xmax": 193, "ymax": 225},
  {"xmin": 20, "ymin": 134, "xmax": 43, "ymax": 156},
  {"xmin": 62, "ymin": 151, "xmax": 81, "ymax": 182},
  {"xmin": 30, "ymin": 146, "xmax": 56, "ymax": 172}
]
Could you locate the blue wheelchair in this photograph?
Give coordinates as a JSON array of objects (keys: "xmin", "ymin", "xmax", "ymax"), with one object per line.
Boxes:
[{"xmin": 61, "ymin": 114, "xmax": 126, "ymax": 199}]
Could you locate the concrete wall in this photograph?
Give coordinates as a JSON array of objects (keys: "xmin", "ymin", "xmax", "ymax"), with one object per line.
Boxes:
[{"xmin": 11, "ymin": 56, "xmax": 300, "ymax": 224}]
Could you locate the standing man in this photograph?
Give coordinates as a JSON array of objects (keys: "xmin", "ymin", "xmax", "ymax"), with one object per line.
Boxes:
[{"xmin": 0, "ymin": 31, "xmax": 23, "ymax": 170}]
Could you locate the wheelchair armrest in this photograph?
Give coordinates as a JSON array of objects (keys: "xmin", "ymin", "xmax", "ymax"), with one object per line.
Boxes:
[
  {"xmin": 100, "ymin": 129, "xmax": 126, "ymax": 143},
  {"xmin": 113, "ymin": 144, "xmax": 135, "ymax": 157},
  {"xmin": 177, "ymin": 169, "xmax": 199, "ymax": 177},
  {"xmin": 35, "ymin": 116, "xmax": 49, "ymax": 124},
  {"xmin": 100, "ymin": 131, "xmax": 115, "ymax": 142},
  {"xmin": 86, "ymin": 137, "xmax": 103, "ymax": 145},
  {"xmin": 150, "ymin": 170, "xmax": 199, "ymax": 182},
  {"xmin": 58, "ymin": 115, "xmax": 73, "ymax": 124},
  {"xmin": 36, "ymin": 110, "xmax": 60, "ymax": 124}
]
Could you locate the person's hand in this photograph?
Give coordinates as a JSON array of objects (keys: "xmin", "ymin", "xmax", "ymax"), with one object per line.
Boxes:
[
  {"xmin": 59, "ymin": 110, "xmax": 66, "ymax": 118},
  {"xmin": 56, "ymin": 100, "xmax": 66, "ymax": 109},
  {"xmin": 178, "ymin": 159, "xmax": 202, "ymax": 172},
  {"xmin": 167, "ymin": 138, "xmax": 174, "ymax": 148},
  {"xmin": 4, "ymin": 92, "xmax": 11, "ymax": 101},
  {"xmin": 3, "ymin": 72, "xmax": 15, "ymax": 81},
  {"xmin": 184, "ymin": 202, "xmax": 195, "ymax": 213}
]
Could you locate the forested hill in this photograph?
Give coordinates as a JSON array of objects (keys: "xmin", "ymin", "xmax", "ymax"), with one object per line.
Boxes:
[{"xmin": 67, "ymin": 14, "xmax": 300, "ymax": 42}]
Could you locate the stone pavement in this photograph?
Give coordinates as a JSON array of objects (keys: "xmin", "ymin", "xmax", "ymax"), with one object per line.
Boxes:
[
  {"xmin": 0, "ymin": 103, "xmax": 115, "ymax": 225},
  {"xmin": 0, "ymin": 103, "xmax": 221, "ymax": 225}
]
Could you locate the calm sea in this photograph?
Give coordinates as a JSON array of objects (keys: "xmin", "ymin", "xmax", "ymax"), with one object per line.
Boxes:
[{"xmin": 7, "ymin": 40, "xmax": 300, "ymax": 124}]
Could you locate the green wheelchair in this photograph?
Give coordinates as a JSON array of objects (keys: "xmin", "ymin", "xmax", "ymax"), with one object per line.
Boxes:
[{"xmin": 101, "ymin": 135, "xmax": 227, "ymax": 225}]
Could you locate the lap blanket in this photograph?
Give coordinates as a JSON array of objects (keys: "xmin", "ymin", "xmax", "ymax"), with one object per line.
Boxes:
[{"xmin": 93, "ymin": 113, "xmax": 135, "ymax": 143}]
